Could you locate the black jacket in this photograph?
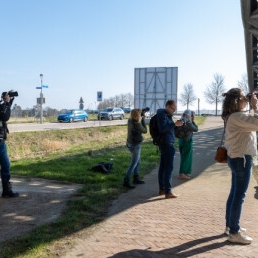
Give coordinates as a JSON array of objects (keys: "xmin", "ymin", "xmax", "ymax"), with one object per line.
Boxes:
[{"xmin": 0, "ymin": 99, "xmax": 13, "ymax": 140}]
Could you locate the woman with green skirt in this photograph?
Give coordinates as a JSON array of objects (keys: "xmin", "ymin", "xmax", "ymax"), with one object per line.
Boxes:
[{"xmin": 178, "ymin": 109, "xmax": 198, "ymax": 180}]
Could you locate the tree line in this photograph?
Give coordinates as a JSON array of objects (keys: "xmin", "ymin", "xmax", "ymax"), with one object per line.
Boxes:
[
  {"xmin": 10, "ymin": 74, "xmax": 249, "ymax": 118},
  {"xmin": 10, "ymin": 92, "xmax": 134, "ymax": 118},
  {"xmin": 96, "ymin": 93, "xmax": 134, "ymax": 110},
  {"xmin": 179, "ymin": 73, "xmax": 249, "ymax": 116}
]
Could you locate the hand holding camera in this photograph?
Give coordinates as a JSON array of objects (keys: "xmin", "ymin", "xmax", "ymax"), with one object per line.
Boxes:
[
  {"xmin": 1, "ymin": 91, "xmax": 18, "ymax": 103},
  {"xmin": 141, "ymin": 107, "xmax": 150, "ymax": 117},
  {"xmin": 246, "ymin": 92, "xmax": 258, "ymax": 110},
  {"xmin": 176, "ymin": 119, "xmax": 184, "ymax": 127}
]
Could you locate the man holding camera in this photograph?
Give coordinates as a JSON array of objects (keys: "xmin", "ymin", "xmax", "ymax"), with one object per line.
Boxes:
[
  {"xmin": 0, "ymin": 91, "xmax": 19, "ymax": 197},
  {"xmin": 156, "ymin": 100, "xmax": 184, "ymax": 199}
]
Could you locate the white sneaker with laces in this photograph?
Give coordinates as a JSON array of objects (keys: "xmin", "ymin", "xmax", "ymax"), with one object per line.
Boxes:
[
  {"xmin": 228, "ymin": 231, "xmax": 252, "ymax": 245},
  {"xmin": 224, "ymin": 226, "xmax": 246, "ymax": 236}
]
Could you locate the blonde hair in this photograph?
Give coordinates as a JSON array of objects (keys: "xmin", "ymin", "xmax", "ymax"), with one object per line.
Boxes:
[{"xmin": 131, "ymin": 109, "xmax": 141, "ymax": 122}]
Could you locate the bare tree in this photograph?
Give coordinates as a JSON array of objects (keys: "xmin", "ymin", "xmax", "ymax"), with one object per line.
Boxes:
[
  {"xmin": 11, "ymin": 104, "xmax": 22, "ymax": 117},
  {"xmin": 204, "ymin": 73, "xmax": 226, "ymax": 116},
  {"xmin": 119, "ymin": 94, "xmax": 127, "ymax": 107},
  {"xmin": 179, "ymin": 83, "xmax": 197, "ymax": 109},
  {"xmin": 125, "ymin": 93, "xmax": 134, "ymax": 107},
  {"xmin": 237, "ymin": 73, "xmax": 249, "ymax": 94},
  {"xmin": 44, "ymin": 107, "xmax": 59, "ymax": 117},
  {"xmin": 97, "ymin": 93, "xmax": 134, "ymax": 110}
]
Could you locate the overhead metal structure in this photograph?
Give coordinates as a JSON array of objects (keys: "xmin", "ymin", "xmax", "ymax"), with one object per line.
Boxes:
[{"xmin": 241, "ymin": 0, "xmax": 258, "ymax": 91}]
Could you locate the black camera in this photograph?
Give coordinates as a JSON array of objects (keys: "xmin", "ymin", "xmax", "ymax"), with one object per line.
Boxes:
[
  {"xmin": 1, "ymin": 91, "xmax": 18, "ymax": 98},
  {"xmin": 246, "ymin": 92, "xmax": 258, "ymax": 100},
  {"xmin": 141, "ymin": 107, "xmax": 150, "ymax": 116}
]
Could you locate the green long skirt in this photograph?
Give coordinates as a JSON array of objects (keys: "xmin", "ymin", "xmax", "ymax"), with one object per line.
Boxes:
[{"xmin": 178, "ymin": 136, "xmax": 193, "ymax": 175}]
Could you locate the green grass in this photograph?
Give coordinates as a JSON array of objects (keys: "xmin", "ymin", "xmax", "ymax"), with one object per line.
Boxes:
[{"xmin": 0, "ymin": 116, "xmax": 205, "ymax": 258}]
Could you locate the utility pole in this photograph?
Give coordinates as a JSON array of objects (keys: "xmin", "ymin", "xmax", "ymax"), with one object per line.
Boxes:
[
  {"xmin": 40, "ymin": 74, "xmax": 43, "ymax": 124},
  {"xmin": 36, "ymin": 74, "xmax": 48, "ymax": 124}
]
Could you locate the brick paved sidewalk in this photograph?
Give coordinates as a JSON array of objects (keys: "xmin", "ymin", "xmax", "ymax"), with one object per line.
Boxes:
[{"xmin": 63, "ymin": 116, "xmax": 258, "ymax": 258}]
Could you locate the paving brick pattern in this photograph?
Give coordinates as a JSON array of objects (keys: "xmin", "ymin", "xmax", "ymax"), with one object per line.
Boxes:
[{"xmin": 63, "ymin": 116, "xmax": 258, "ymax": 258}]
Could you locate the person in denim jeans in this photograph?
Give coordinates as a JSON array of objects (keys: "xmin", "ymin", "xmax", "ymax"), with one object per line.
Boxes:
[
  {"xmin": 222, "ymin": 88, "xmax": 258, "ymax": 244},
  {"xmin": 123, "ymin": 109, "xmax": 147, "ymax": 189},
  {"xmin": 156, "ymin": 100, "xmax": 183, "ymax": 199},
  {"xmin": 0, "ymin": 92, "xmax": 19, "ymax": 197}
]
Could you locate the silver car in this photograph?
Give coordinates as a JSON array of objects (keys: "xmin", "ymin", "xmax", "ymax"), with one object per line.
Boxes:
[{"xmin": 97, "ymin": 107, "xmax": 125, "ymax": 120}]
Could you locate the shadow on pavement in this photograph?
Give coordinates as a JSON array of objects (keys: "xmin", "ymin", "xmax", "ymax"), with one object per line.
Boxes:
[
  {"xmin": 108, "ymin": 126, "xmax": 226, "ymax": 217},
  {"xmin": 108, "ymin": 234, "xmax": 227, "ymax": 258},
  {"xmin": 172, "ymin": 126, "xmax": 225, "ymax": 187}
]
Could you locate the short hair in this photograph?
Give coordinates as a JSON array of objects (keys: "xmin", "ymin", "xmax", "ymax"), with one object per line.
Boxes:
[{"xmin": 165, "ymin": 100, "xmax": 176, "ymax": 107}]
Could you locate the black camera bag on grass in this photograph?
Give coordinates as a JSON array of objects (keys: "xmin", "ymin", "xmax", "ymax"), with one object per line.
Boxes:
[{"xmin": 90, "ymin": 162, "xmax": 113, "ymax": 174}]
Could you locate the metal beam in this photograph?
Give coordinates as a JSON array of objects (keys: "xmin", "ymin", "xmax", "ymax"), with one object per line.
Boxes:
[{"xmin": 241, "ymin": 0, "xmax": 258, "ymax": 91}]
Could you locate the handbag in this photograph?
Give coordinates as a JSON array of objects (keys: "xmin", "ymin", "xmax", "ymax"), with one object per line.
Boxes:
[
  {"xmin": 215, "ymin": 120, "xmax": 228, "ymax": 163},
  {"xmin": 215, "ymin": 146, "xmax": 227, "ymax": 163}
]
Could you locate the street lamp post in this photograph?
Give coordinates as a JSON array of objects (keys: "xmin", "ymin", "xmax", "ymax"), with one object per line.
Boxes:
[
  {"xmin": 40, "ymin": 74, "xmax": 43, "ymax": 124},
  {"xmin": 198, "ymin": 98, "xmax": 200, "ymax": 116}
]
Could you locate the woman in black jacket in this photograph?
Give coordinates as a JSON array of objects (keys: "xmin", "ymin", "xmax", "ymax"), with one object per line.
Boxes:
[
  {"xmin": 0, "ymin": 92, "xmax": 19, "ymax": 197},
  {"xmin": 123, "ymin": 109, "xmax": 147, "ymax": 189}
]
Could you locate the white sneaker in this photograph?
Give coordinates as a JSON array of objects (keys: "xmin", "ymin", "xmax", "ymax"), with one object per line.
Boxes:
[
  {"xmin": 228, "ymin": 231, "xmax": 252, "ymax": 245},
  {"xmin": 224, "ymin": 226, "xmax": 246, "ymax": 236}
]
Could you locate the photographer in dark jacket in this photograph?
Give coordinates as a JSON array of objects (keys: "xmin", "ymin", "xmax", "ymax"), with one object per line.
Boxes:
[
  {"xmin": 0, "ymin": 91, "xmax": 19, "ymax": 197},
  {"xmin": 156, "ymin": 100, "xmax": 184, "ymax": 198},
  {"xmin": 123, "ymin": 108, "xmax": 147, "ymax": 188}
]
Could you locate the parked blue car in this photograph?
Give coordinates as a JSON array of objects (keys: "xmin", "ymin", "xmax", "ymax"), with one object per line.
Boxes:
[{"xmin": 57, "ymin": 109, "xmax": 88, "ymax": 123}]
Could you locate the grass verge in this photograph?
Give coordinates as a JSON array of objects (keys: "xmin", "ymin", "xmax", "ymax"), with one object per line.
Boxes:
[
  {"xmin": 0, "ymin": 124, "xmax": 160, "ymax": 257},
  {"xmin": 1, "ymin": 116, "xmax": 210, "ymax": 257}
]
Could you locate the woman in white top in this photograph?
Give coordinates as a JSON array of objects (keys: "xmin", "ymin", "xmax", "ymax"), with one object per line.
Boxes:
[{"xmin": 222, "ymin": 88, "xmax": 258, "ymax": 245}]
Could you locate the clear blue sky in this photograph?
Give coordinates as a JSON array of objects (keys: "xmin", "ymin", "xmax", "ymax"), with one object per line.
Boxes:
[{"xmin": 0, "ymin": 0, "xmax": 246, "ymax": 111}]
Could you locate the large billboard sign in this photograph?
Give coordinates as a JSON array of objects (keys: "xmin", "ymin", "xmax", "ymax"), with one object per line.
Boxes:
[{"xmin": 134, "ymin": 67, "xmax": 178, "ymax": 115}]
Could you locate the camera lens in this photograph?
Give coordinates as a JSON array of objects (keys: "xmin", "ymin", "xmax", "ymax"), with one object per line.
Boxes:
[{"xmin": 246, "ymin": 93, "xmax": 252, "ymax": 99}]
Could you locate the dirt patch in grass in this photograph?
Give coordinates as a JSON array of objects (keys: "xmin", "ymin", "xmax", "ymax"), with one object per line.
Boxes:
[{"xmin": 0, "ymin": 176, "xmax": 82, "ymax": 245}]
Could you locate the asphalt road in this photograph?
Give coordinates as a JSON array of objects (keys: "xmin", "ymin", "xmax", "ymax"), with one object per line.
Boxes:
[{"xmin": 8, "ymin": 119, "xmax": 129, "ymax": 133}]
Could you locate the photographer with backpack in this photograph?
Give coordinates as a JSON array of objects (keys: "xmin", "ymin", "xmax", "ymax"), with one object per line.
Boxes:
[{"xmin": 156, "ymin": 100, "xmax": 183, "ymax": 199}]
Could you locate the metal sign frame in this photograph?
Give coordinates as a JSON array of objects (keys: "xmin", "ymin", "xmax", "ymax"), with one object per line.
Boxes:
[{"xmin": 134, "ymin": 67, "xmax": 178, "ymax": 114}]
